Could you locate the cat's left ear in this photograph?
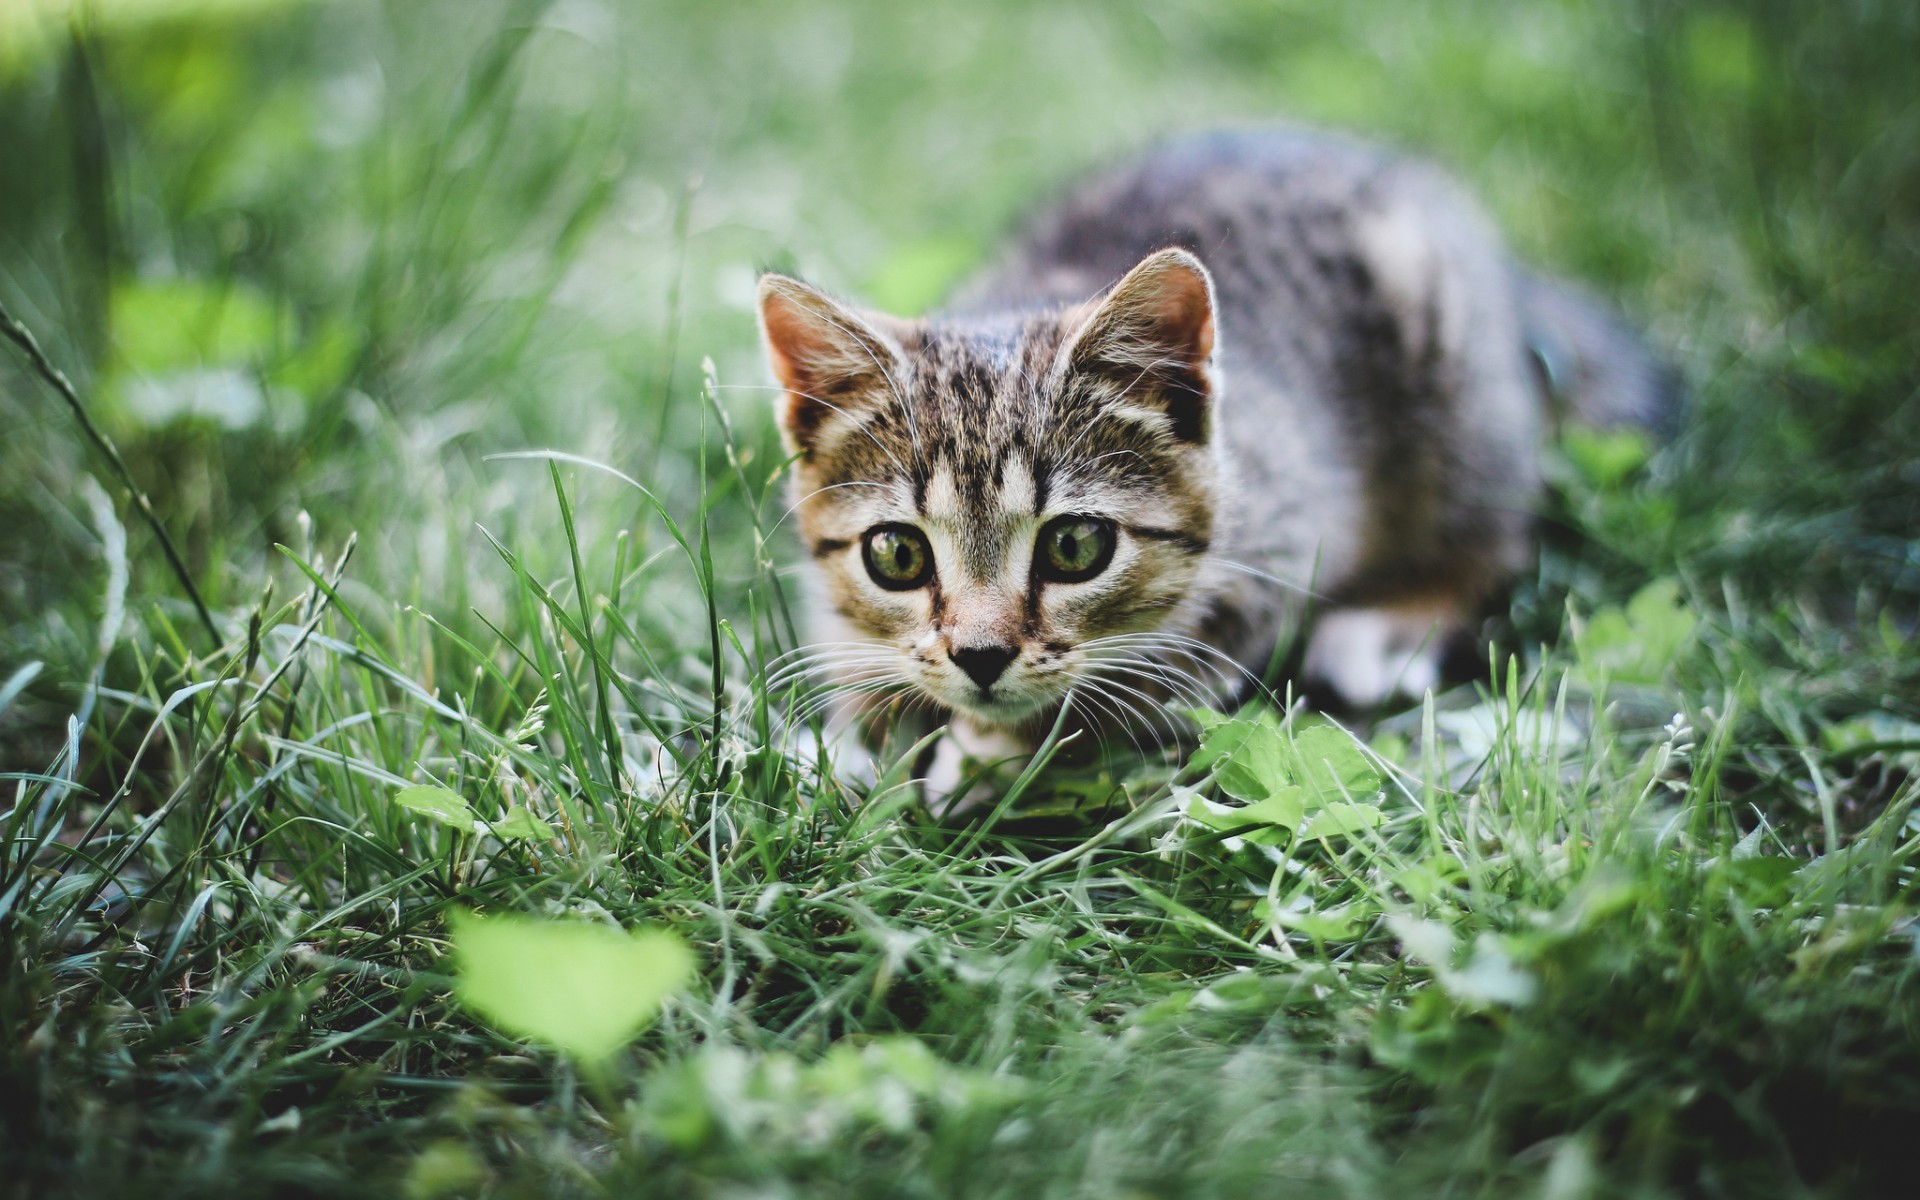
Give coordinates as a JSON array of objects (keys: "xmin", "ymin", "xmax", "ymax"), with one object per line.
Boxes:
[
  {"xmin": 1060, "ymin": 247, "xmax": 1217, "ymax": 444},
  {"xmin": 757, "ymin": 273, "xmax": 915, "ymax": 459}
]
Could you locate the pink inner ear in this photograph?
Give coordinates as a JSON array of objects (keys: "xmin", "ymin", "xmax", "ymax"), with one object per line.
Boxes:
[
  {"xmin": 1143, "ymin": 258, "xmax": 1216, "ymax": 364},
  {"xmin": 758, "ymin": 285, "xmax": 836, "ymax": 397},
  {"xmin": 757, "ymin": 276, "xmax": 908, "ymax": 454},
  {"xmin": 1063, "ymin": 251, "xmax": 1218, "ymax": 445},
  {"xmin": 1073, "ymin": 249, "xmax": 1218, "ymax": 374}
]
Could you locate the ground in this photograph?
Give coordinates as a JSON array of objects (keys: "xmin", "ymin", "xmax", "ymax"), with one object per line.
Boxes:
[{"xmin": 1, "ymin": 1, "xmax": 1917, "ymax": 1197}]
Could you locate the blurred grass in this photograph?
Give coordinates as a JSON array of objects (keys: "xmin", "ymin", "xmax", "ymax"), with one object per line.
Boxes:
[{"xmin": 1, "ymin": 1, "xmax": 1918, "ymax": 1197}]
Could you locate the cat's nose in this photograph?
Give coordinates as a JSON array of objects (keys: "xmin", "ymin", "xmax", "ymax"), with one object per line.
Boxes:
[{"xmin": 950, "ymin": 643, "xmax": 1018, "ymax": 692}]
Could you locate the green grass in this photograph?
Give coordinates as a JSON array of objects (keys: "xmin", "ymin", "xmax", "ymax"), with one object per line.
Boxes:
[{"xmin": 3, "ymin": 1, "xmax": 1918, "ymax": 1196}]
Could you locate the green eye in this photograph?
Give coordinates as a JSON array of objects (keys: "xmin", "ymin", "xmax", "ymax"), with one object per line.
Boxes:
[
  {"xmin": 861, "ymin": 524, "xmax": 934, "ymax": 590},
  {"xmin": 1036, "ymin": 515, "xmax": 1116, "ymax": 583}
]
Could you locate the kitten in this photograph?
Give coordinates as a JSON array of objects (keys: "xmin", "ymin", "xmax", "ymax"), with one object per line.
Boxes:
[{"xmin": 757, "ymin": 129, "xmax": 1666, "ymax": 782}]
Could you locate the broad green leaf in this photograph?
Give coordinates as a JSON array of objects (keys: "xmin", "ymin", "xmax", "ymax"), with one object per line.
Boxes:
[
  {"xmin": 1190, "ymin": 715, "xmax": 1254, "ymax": 771},
  {"xmin": 1626, "ymin": 578, "xmax": 1696, "ymax": 645},
  {"xmin": 1195, "ymin": 717, "xmax": 1289, "ymax": 802},
  {"xmin": 1185, "ymin": 797, "xmax": 1256, "ymax": 834},
  {"xmin": 394, "ymin": 785, "xmax": 478, "ymax": 831},
  {"xmin": 1717, "ymin": 856, "xmax": 1797, "ymax": 908},
  {"xmin": 1239, "ymin": 785, "xmax": 1307, "ymax": 831},
  {"xmin": 1394, "ymin": 864, "xmax": 1446, "ymax": 906},
  {"xmin": 1820, "ymin": 713, "xmax": 1920, "ymax": 766},
  {"xmin": 1369, "ymin": 732, "xmax": 1411, "ymax": 765},
  {"xmin": 1131, "ymin": 990, "xmax": 1196, "ymax": 1027},
  {"xmin": 490, "ymin": 806, "xmax": 555, "ymax": 841},
  {"xmin": 1301, "ymin": 801, "xmax": 1384, "ymax": 841},
  {"xmin": 451, "ymin": 911, "xmax": 694, "ymax": 1062},
  {"xmin": 1285, "ymin": 722, "xmax": 1382, "ymax": 803},
  {"xmin": 1185, "ymin": 785, "xmax": 1306, "ymax": 844}
]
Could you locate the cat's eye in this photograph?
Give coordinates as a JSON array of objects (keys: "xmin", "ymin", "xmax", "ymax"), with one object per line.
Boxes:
[
  {"xmin": 861, "ymin": 524, "xmax": 935, "ymax": 590},
  {"xmin": 1036, "ymin": 515, "xmax": 1116, "ymax": 584}
]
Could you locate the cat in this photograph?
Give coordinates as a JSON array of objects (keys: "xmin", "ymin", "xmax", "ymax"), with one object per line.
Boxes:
[{"xmin": 756, "ymin": 129, "xmax": 1667, "ymax": 790}]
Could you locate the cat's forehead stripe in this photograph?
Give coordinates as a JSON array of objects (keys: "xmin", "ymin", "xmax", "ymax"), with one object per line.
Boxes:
[
  {"xmin": 920, "ymin": 463, "xmax": 960, "ymax": 521},
  {"xmin": 996, "ymin": 454, "xmax": 1037, "ymax": 515}
]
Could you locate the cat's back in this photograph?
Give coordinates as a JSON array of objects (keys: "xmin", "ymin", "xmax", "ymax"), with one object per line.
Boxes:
[
  {"xmin": 953, "ymin": 128, "xmax": 1503, "ymax": 339},
  {"xmin": 954, "ymin": 127, "xmax": 1542, "ymax": 614}
]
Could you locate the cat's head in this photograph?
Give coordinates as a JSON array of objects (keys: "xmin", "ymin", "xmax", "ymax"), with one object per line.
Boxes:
[{"xmin": 758, "ymin": 248, "xmax": 1221, "ymax": 731}]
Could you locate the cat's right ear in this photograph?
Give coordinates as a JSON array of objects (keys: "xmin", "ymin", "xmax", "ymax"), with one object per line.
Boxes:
[
  {"xmin": 1059, "ymin": 248, "xmax": 1218, "ymax": 445},
  {"xmin": 757, "ymin": 274, "xmax": 912, "ymax": 458}
]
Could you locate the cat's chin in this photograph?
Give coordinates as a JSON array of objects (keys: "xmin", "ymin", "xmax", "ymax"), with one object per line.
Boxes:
[{"xmin": 943, "ymin": 692, "xmax": 1062, "ymax": 733}]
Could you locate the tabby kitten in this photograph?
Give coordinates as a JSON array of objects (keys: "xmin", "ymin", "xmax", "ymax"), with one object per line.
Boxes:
[{"xmin": 758, "ymin": 130, "xmax": 1664, "ymax": 774}]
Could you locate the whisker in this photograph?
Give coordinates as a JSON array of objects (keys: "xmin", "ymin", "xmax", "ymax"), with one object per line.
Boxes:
[
  {"xmin": 756, "ymin": 381, "xmax": 915, "ymax": 481},
  {"xmin": 1073, "ymin": 678, "xmax": 1152, "ymax": 758},
  {"xmin": 1075, "ymin": 671, "xmax": 1186, "ymax": 741},
  {"xmin": 1064, "ymin": 684, "xmax": 1141, "ymax": 758},
  {"xmin": 785, "ymin": 677, "xmax": 909, "ymax": 729},
  {"xmin": 766, "ymin": 661, "xmax": 897, "ymax": 692},
  {"xmin": 1079, "ymin": 630, "xmax": 1265, "ymax": 693},
  {"xmin": 1079, "ymin": 655, "xmax": 1213, "ymax": 715},
  {"xmin": 766, "ymin": 639, "xmax": 897, "ymax": 670},
  {"xmin": 767, "ymin": 480, "xmax": 900, "ymax": 540},
  {"xmin": 1210, "ymin": 557, "xmax": 1327, "ymax": 602}
]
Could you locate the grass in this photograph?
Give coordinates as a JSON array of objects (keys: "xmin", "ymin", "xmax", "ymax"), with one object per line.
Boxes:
[{"xmin": 2, "ymin": 1, "xmax": 1918, "ymax": 1196}]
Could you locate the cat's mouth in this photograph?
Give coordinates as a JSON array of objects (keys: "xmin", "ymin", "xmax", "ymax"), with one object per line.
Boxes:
[
  {"xmin": 923, "ymin": 671, "xmax": 1068, "ymax": 728},
  {"xmin": 949, "ymin": 689, "xmax": 1056, "ymax": 724}
]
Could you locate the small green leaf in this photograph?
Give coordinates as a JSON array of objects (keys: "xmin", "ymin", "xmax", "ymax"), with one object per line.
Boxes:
[
  {"xmin": 110, "ymin": 277, "xmax": 285, "ymax": 374},
  {"xmin": 405, "ymin": 1140, "xmax": 485, "ymax": 1200},
  {"xmin": 1717, "ymin": 856, "xmax": 1797, "ymax": 908},
  {"xmin": 1443, "ymin": 935, "xmax": 1538, "ymax": 1007},
  {"xmin": 490, "ymin": 806, "xmax": 555, "ymax": 841},
  {"xmin": 451, "ymin": 911, "xmax": 695, "ymax": 1062},
  {"xmin": 1182, "ymin": 706, "xmax": 1236, "ymax": 734},
  {"xmin": 1562, "ymin": 426, "xmax": 1650, "ymax": 491},
  {"xmin": 1369, "ymin": 732, "xmax": 1410, "ymax": 765},
  {"xmin": 1573, "ymin": 578, "xmax": 1697, "ymax": 685},
  {"xmin": 1196, "ymin": 718, "xmax": 1290, "ymax": 802},
  {"xmin": 394, "ymin": 785, "xmax": 478, "ymax": 831},
  {"xmin": 1395, "ymin": 865, "xmax": 1443, "ymax": 906},
  {"xmin": 1190, "ymin": 715, "xmax": 1253, "ymax": 770},
  {"xmin": 1820, "ymin": 713, "xmax": 1920, "ymax": 762},
  {"xmin": 1261, "ymin": 899, "xmax": 1368, "ymax": 941}
]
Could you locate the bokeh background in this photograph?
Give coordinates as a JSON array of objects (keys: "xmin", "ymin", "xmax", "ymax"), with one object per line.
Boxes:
[{"xmin": 3, "ymin": 1, "xmax": 1919, "ymax": 1195}]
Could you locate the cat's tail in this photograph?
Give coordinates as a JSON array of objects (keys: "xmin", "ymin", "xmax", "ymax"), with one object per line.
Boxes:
[{"xmin": 1516, "ymin": 271, "xmax": 1678, "ymax": 434}]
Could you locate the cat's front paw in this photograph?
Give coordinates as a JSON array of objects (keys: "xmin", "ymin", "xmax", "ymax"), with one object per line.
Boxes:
[{"xmin": 920, "ymin": 720, "xmax": 1031, "ymax": 817}]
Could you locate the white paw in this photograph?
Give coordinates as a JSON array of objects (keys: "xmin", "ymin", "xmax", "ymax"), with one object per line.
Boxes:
[
  {"xmin": 922, "ymin": 721, "xmax": 1029, "ymax": 816},
  {"xmin": 1304, "ymin": 607, "xmax": 1451, "ymax": 708}
]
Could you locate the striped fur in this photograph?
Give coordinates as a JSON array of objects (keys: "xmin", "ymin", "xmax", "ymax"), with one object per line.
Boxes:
[{"xmin": 760, "ymin": 129, "xmax": 1666, "ymax": 749}]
